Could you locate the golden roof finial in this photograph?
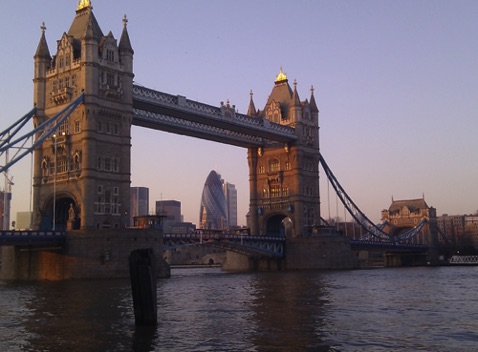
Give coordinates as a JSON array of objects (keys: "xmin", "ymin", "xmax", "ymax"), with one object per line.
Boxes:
[
  {"xmin": 275, "ymin": 66, "xmax": 287, "ymax": 83},
  {"xmin": 77, "ymin": 0, "xmax": 92, "ymax": 11}
]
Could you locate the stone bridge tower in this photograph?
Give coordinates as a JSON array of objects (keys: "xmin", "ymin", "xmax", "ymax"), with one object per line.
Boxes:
[
  {"xmin": 32, "ymin": 1, "xmax": 134, "ymax": 230},
  {"xmin": 381, "ymin": 197, "xmax": 438, "ymax": 245},
  {"xmin": 247, "ymin": 69, "xmax": 320, "ymax": 237}
]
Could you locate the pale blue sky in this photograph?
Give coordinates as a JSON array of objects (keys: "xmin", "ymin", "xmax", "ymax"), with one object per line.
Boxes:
[{"xmin": 1, "ymin": 1, "xmax": 477, "ymax": 226}]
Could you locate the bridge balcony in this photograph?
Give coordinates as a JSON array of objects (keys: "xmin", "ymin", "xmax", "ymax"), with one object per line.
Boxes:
[{"xmin": 50, "ymin": 87, "xmax": 74, "ymax": 105}]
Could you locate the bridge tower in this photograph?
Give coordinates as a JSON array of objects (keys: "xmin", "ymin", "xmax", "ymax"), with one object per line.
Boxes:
[
  {"xmin": 32, "ymin": 1, "xmax": 134, "ymax": 230},
  {"xmin": 247, "ymin": 69, "xmax": 320, "ymax": 237},
  {"xmin": 381, "ymin": 197, "xmax": 438, "ymax": 244}
]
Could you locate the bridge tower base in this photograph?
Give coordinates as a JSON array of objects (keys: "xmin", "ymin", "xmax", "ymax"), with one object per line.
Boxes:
[
  {"xmin": 384, "ymin": 252, "xmax": 428, "ymax": 267},
  {"xmin": 0, "ymin": 229, "xmax": 170, "ymax": 280},
  {"xmin": 285, "ymin": 236, "xmax": 359, "ymax": 270},
  {"xmin": 221, "ymin": 235, "xmax": 359, "ymax": 272}
]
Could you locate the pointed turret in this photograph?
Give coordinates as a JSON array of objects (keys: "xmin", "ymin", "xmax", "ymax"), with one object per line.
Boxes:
[
  {"xmin": 291, "ymin": 79, "xmax": 301, "ymax": 108},
  {"xmin": 119, "ymin": 15, "xmax": 134, "ymax": 73},
  {"xmin": 247, "ymin": 90, "xmax": 257, "ymax": 116},
  {"xmin": 119, "ymin": 15, "xmax": 134, "ymax": 54},
  {"xmin": 34, "ymin": 22, "xmax": 51, "ymax": 61},
  {"xmin": 288, "ymin": 79, "xmax": 302, "ymax": 125},
  {"xmin": 309, "ymin": 85, "xmax": 319, "ymax": 113},
  {"xmin": 33, "ymin": 22, "xmax": 51, "ymax": 113}
]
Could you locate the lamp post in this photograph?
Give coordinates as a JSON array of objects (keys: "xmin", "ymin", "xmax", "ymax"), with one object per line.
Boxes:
[{"xmin": 52, "ymin": 134, "xmax": 57, "ymax": 231}]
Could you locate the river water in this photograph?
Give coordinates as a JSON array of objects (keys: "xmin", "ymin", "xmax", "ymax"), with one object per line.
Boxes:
[{"xmin": 1, "ymin": 266, "xmax": 477, "ymax": 351}]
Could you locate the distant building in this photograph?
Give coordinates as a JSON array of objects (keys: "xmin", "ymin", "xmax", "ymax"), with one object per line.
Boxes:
[
  {"xmin": 199, "ymin": 171, "xmax": 228, "ymax": 230},
  {"xmin": 16, "ymin": 211, "xmax": 33, "ymax": 230},
  {"xmin": 0, "ymin": 191, "xmax": 12, "ymax": 230},
  {"xmin": 437, "ymin": 213, "xmax": 478, "ymax": 247},
  {"xmin": 381, "ymin": 197, "xmax": 437, "ymax": 244},
  {"xmin": 133, "ymin": 214, "xmax": 162, "ymax": 229},
  {"xmin": 223, "ymin": 182, "xmax": 237, "ymax": 227},
  {"xmin": 156, "ymin": 200, "xmax": 182, "ymax": 232},
  {"xmin": 130, "ymin": 187, "xmax": 149, "ymax": 226}
]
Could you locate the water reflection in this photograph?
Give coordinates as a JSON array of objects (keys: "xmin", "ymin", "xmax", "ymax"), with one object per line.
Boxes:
[
  {"xmin": 248, "ymin": 272, "xmax": 334, "ymax": 351},
  {"xmin": 18, "ymin": 280, "xmax": 134, "ymax": 351},
  {"xmin": 2, "ymin": 267, "xmax": 478, "ymax": 351}
]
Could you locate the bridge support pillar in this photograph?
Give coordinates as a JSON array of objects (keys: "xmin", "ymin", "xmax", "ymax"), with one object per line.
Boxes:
[
  {"xmin": 222, "ymin": 251, "xmax": 284, "ymax": 272},
  {"xmin": 0, "ymin": 246, "xmax": 66, "ymax": 280},
  {"xmin": 384, "ymin": 252, "xmax": 428, "ymax": 267},
  {"xmin": 286, "ymin": 236, "xmax": 359, "ymax": 270},
  {"xmin": 0, "ymin": 229, "xmax": 170, "ymax": 280}
]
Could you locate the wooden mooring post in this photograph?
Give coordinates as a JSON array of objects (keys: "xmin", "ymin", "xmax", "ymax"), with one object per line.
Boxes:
[{"xmin": 129, "ymin": 248, "xmax": 158, "ymax": 326}]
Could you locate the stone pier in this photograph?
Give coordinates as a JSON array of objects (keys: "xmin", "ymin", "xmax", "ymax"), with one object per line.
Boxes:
[{"xmin": 0, "ymin": 229, "xmax": 170, "ymax": 280}]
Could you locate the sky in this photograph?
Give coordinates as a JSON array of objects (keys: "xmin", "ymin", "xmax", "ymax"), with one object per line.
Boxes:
[{"xmin": 0, "ymin": 1, "xmax": 477, "ymax": 226}]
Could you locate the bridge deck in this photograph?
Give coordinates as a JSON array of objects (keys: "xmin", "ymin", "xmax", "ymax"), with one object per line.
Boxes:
[
  {"xmin": 0, "ymin": 231, "xmax": 66, "ymax": 246},
  {"xmin": 132, "ymin": 85, "xmax": 297, "ymax": 148}
]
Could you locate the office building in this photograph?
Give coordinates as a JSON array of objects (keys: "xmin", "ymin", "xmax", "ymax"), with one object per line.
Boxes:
[
  {"xmin": 223, "ymin": 182, "xmax": 237, "ymax": 227},
  {"xmin": 199, "ymin": 171, "xmax": 228, "ymax": 230},
  {"xmin": 130, "ymin": 187, "xmax": 149, "ymax": 226}
]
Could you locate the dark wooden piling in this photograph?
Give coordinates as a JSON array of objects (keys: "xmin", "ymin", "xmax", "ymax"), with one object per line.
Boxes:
[{"xmin": 129, "ymin": 248, "xmax": 158, "ymax": 326}]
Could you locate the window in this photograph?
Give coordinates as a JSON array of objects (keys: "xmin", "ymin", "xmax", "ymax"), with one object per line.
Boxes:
[
  {"xmin": 270, "ymin": 185, "xmax": 281, "ymax": 198},
  {"xmin": 74, "ymin": 120, "xmax": 81, "ymax": 133},
  {"xmin": 106, "ymin": 49, "xmax": 115, "ymax": 62},
  {"xmin": 57, "ymin": 156, "xmax": 68, "ymax": 174},
  {"xmin": 259, "ymin": 164, "xmax": 265, "ymax": 174},
  {"xmin": 97, "ymin": 185, "xmax": 103, "ymax": 194},
  {"xmin": 104, "ymin": 190, "xmax": 111, "ymax": 214},
  {"xmin": 113, "ymin": 158, "xmax": 119, "ymax": 172},
  {"xmin": 97, "ymin": 157, "xmax": 103, "ymax": 170},
  {"xmin": 282, "ymin": 186, "xmax": 289, "ymax": 196},
  {"xmin": 107, "ymin": 73, "xmax": 115, "ymax": 87},
  {"xmin": 59, "ymin": 120, "xmax": 69, "ymax": 135},
  {"xmin": 95, "ymin": 195, "xmax": 103, "ymax": 213},
  {"xmin": 285, "ymin": 162, "xmax": 291, "ymax": 171},
  {"xmin": 269, "ymin": 159, "xmax": 280, "ymax": 173},
  {"xmin": 104, "ymin": 157, "xmax": 111, "ymax": 171}
]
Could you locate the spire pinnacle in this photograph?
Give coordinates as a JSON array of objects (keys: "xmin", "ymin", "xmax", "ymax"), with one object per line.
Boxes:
[
  {"xmin": 275, "ymin": 66, "xmax": 288, "ymax": 83},
  {"xmin": 123, "ymin": 14, "xmax": 128, "ymax": 28},
  {"xmin": 77, "ymin": 0, "xmax": 92, "ymax": 11},
  {"xmin": 41, "ymin": 22, "xmax": 46, "ymax": 34}
]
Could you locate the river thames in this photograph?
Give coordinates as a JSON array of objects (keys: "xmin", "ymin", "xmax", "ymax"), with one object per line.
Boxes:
[{"xmin": 1, "ymin": 266, "xmax": 477, "ymax": 351}]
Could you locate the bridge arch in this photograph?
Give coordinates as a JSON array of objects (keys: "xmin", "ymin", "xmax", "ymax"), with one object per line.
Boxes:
[
  {"xmin": 263, "ymin": 213, "xmax": 293, "ymax": 237},
  {"xmin": 41, "ymin": 193, "xmax": 78, "ymax": 231}
]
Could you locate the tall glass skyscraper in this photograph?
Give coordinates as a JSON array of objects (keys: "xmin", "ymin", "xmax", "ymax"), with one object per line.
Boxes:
[
  {"xmin": 130, "ymin": 187, "xmax": 149, "ymax": 226},
  {"xmin": 199, "ymin": 171, "xmax": 228, "ymax": 230}
]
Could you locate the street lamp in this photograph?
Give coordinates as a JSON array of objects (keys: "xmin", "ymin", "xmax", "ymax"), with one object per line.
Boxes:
[{"xmin": 52, "ymin": 134, "xmax": 57, "ymax": 231}]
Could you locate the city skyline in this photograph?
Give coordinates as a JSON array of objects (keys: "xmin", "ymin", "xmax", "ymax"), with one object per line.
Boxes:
[{"xmin": 1, "ymin": 1, "xmax": 477, "ymax": 227}]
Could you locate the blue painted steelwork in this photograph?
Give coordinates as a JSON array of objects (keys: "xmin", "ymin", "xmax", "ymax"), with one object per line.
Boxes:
[
  {"xmin": 0, "ymin": 230, "xmax": 66, "ymax": 246},
  {"xmin": 131, "ymin": 85, "xmax": 297, "ymax": 148},
  {"xmin": 163, "ymin": 232, "xmax": 285, "ymax": 258},
  {"xmin": 350, "ymin": 239, "xmax": 428, "ymax": 252},
  {"xmin": 0, "ymin": 93, "xmax": 85, "ymax": 174}
]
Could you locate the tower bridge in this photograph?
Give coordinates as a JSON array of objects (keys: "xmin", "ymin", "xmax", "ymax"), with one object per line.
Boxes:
[{"xmin": 0, "ymin": 2, "xmax": 439, "ymax": 279}]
